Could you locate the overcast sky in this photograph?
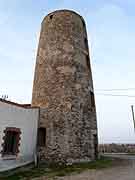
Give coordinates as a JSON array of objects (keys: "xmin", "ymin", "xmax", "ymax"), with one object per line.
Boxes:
[{"xmin": 0, "ymin": 0, "xmax": 135, "ymax": 144}]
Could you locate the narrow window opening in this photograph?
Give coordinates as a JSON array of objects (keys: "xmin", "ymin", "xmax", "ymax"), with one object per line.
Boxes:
[
  {"xmin": 38, "ymin": 127, "xmax": 46, "ymax": 147},
  {"xmin": 93, "ymin": 134, "xmax": 98, "ymax": 159},
  {"xmin": 2, "ymin": 128, "xmax": 21, "ymax": 156},
  {"xmin": 90, "ymin": 91, "xmax": 95, "ymax": 108},
  {"xmin": 84, "ymin": 37, "xmax": 88, "ymax": 49},
  {"xmin": 86, "ymin": 55, "xmax": 90, "ymax": 69}
]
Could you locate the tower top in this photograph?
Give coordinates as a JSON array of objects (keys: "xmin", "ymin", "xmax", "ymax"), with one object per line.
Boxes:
[{"xmin": 42, "ymin": 9, "xmax": 86, "ymax": 26}]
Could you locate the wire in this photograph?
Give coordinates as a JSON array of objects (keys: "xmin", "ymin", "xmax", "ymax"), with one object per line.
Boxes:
[
  {"xmin": 95, "ymin": 88, "xmax": 135, "ymax": 91},
  {"xmin": 96, "ymin": 93, "xmax": 135, "ymax": 98},
  {"xmin": 94, "ymin": 88, "xmax": 135, "ymax": 98}
]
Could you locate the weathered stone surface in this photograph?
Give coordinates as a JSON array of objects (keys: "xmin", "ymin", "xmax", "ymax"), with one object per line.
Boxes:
[{"xmin": 32, "ymin": 9, "xmax": 98, "ymax": 163}]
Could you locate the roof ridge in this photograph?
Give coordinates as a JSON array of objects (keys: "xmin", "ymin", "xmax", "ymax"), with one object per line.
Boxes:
[{"xmin": 0, "ymin": 98, "xmax": 39, "ymax": 109}]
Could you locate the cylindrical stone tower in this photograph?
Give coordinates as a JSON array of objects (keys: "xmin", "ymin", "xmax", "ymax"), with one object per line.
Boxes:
[{"xmin": 32, "ymin": 10, "xmax": 98, "ymax": 163}]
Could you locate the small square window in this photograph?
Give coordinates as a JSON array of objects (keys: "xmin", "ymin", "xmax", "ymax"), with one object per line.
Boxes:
[{"xmin": 50, "ymin": 14, "xmax": 53, "ymax": 19}]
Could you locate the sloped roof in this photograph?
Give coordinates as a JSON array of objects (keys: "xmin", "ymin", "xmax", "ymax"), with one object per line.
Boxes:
[{"xmin": 0, "ymin": 98, "xmax": 39, "ymax": 109}]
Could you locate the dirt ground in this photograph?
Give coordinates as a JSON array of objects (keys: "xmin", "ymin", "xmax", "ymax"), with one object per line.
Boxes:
[{"xmin": 34, "ymin": 160, "xmax": 135, "ymax": 180}]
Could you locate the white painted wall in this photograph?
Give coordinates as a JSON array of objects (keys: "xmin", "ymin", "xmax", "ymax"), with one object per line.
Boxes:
[{"xmin": 0, "ymin": 101, "xmax": 39, "ymax": 163}]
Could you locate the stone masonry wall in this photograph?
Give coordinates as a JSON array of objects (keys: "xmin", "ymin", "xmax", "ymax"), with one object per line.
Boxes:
[{"xmin": 32, "ymin": 10, "xmax": 98, "ymax": 163}]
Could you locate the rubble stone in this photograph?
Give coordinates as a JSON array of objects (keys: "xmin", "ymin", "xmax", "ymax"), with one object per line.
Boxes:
[{"xmin": 32, "ymin": 10, "xmax": 98, "ymax": 163}]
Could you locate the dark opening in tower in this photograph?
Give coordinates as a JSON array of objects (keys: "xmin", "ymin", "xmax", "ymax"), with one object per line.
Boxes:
[
  {"xmin": 38, "ymin": 127, "xmax": 46, "ymax": 147},
  {"xmin": 90, "ymin": 91, "xmax": 95, "ymax": 108}
]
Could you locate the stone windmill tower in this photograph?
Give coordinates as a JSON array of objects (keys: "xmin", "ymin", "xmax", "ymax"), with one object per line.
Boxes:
[{"xmin": 32, "ymin": 10, "xmax": 98, "ymax": 163}]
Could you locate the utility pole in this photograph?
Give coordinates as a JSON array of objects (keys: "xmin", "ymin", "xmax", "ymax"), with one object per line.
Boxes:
[{"xmin": 131, "ymin": 105, "xmax": 135, "ymax": 133}]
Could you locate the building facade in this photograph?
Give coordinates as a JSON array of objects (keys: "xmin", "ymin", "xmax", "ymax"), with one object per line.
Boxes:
[
  {"xmin": 0, "ymin": 99, "xmax": 39, "ymax": 171},
  {"xmin": 32, "ymin": 10, "xmax": 98, "ymax": 163}
]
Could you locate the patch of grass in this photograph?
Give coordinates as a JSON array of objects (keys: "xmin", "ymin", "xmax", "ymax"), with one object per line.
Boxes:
[
  {"xmin": 0, "ymin": 165, "xmax": 50, "ymax": 180},
  {"xmin": 127, "ymin": 153, "xmax": 135, "ymax": 155},
  {"xmin": 0, "ymin": 157, "xmax": 113, "ymax": 180}
]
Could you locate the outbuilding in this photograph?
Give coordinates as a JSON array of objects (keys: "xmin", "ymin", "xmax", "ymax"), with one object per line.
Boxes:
[{"xmin": 0, "ymin": 99, "xmax": 39, "ymax": 172}]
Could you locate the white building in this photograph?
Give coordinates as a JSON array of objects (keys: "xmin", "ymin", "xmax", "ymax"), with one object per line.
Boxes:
[{"xmin": 0, "ymin": 99, "xmax": 39, "ymax": 172}]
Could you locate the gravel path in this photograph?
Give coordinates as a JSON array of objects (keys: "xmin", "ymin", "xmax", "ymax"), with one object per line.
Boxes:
[
  {"xmin": 59, "ymin": 163, "xmax": 135, "ymax": 180},
  {"xmin": 34, "ymin": 160, "xmax": 135, "ymax": 180}
]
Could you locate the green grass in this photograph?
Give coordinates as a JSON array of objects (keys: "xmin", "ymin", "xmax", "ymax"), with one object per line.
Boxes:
[
  {"xmin": 127, "ymin": 153, "xmax": 135, "ymax": 155},
  {"xmin": 0, "ymin": 157, "xmax": 114, "ymax": 180}
]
